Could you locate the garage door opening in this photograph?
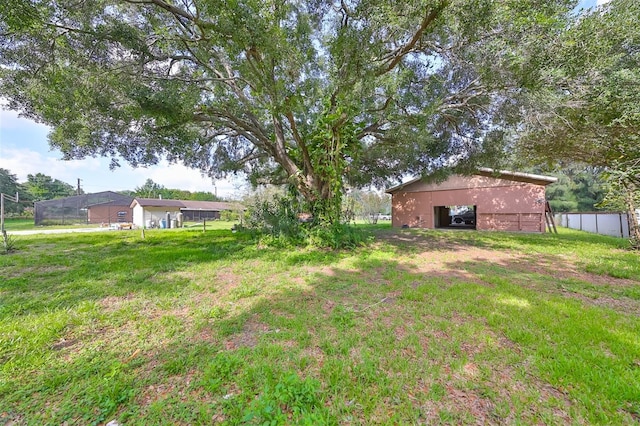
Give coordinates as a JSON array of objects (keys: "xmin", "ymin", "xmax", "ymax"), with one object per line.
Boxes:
[{"xmin": 434, "ymin": 205, "xmax": 476, "ymax": 229}]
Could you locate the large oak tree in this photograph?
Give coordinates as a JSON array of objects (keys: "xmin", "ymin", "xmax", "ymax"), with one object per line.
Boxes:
[{"xmin": 1, "ymin": 0, "xmax": 574, "ymax": 223}]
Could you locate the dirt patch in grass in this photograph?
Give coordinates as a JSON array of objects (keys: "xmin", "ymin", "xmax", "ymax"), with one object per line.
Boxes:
[
  {"xmin": 373, "ymin": 231, "xmax": 465, "ymax": 253},
  {"xmin": 134, "ymin": 369, "xmax": 203, "ymax": 410},
  {"xmin": 98, "ymin": 293, "xmax": 141, "ymax": 312},
  {"xmin": 501, "ymin": 255, "xmax": 640, "ymax": 316},
  {"xmin": 560, "ymin": 290, "xmax": 640, "ymax": 316},
  {"xmin": 446, "ymin": 385, "xmax": 496, "ymax": 423},
  {"xmin": 3, "ymin": 264, "xmax": 71, "ymax": 279},
  {"xmin": 301, "ymin": 346, "xmax": 325, "ymax": 366},
  {"xmin": 305, "ymin": 265, "xmax": 339, "ymax": 278},
  {"xmin": 166, "ymin": 267, "xmax": 243, "ymax": 292},
  {"xmin": 50, "ymin": 338, "xmax": 78, "ymax": 351},
  {"xmin": 224, "ymin": 315, "xmax": 270, "ymax": 349},
  {"xmin": 212, "ymin": 269, "xmax": 243, "ymax": 290},
  {"xmin": 0, "ymin": 412, "xmax": 24, "ymax": 426},
  {"xmin": 390, "ymin": 310, "xmax": 580, "ymax": 423},
  {"xmin": 193, "ymin": 325, "xmax": 217, "ymax": 343},
  {"xmin": 436, "ymin": 342, "xmax": 576, "ymax": 424},
  {"xmin": 511, "ymin": 254, "xmax": 638, "ymax": 287},
  {"xmin": 382, "ymin": 232, "xmax": 640, "ymax": 316},
  {"xmin": 410, "ymin": 245, "xmax": 523, "ymax": 288}
]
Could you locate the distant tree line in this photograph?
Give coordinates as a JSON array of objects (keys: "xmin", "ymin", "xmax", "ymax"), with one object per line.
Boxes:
[
  {"xmin": 127, "ymin": 179, "xmax": 222, "ymax": 202},
  {"xmin": 543, "ymin": 166, "xmax": 607, "ymax": 213},
  {"xmin": 0, "ymin": 169, "xmax": 78, "ymax": 215}
]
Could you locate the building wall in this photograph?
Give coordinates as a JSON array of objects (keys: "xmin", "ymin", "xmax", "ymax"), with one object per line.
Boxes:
[
  {"xmin": 391, "ymin": 178, "xmax": 548, "ymax": 232},
  {"xmin": 132, "ymin": 205, "xmax": 182, "ymax": 227},
  {"xmin": 145, "ymin": 207, "xmax": 181, "ymax": 227},
  {"xmin": 87, "ymin": 205, "xmax": 132, "ymax": 224},
  {"xmin": 132, "ymin": 204, "xmax": 145, "ymax": 227}
]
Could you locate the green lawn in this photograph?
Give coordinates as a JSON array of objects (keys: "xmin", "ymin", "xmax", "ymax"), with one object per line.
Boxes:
[
  {"xmin": 3, "ymin": 218, "xmax": 241, "ymax": 232},
  {"xmin": 2, "ymin": 218, "xmax": 100, "ymax": 231},
  {"xmin": 1, "ymin": 227, "xmax": 639, "ymax": 424},
  {"xmin": 3, "ymin": 218, "xmax": 44, "ymax": 231}
]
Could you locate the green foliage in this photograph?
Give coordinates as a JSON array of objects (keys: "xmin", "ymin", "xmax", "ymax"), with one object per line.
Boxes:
[
  {"xmin": 201, "ymin": 352, "xmax": 244, "ymax": 393},
  {"xmin": 243, "ymin": 373, "xmax": 328, "ymax": 424},
  {"xmin": 220, "ymin": 209, "xmax": 239, "ymax": 222},
  {"xmin": 307, "ymin": 223, "xmax": 371, "ymax": 250},
  {"xmin": 515, "ymin": 0, "xmax": 640, "ymax": 244},
  {"xmin": 0, "ymin": 0, "xmax": 41, "ymax": 32},
  {"xmin": 599, "ymin": 163, "xmax": 640, "ymax": 249},
  {"xmin": 0, "ymin": 0, "xmax": 576, "ymax": 226},
  {"xmin": 23, "ymin": 173, "xmax": 76, "ymax": 202},
  {"xmin": 246, "ymin": 193, "xmax": 370, "ymax": 248},
  {"xmin": 347, "ymin": 189, "xmax": 391, "ymax": 223},
  {"xmin": 543, "ymin": 166, "xmax": 606, "ymax": 212},
  {"xmin": 246, "ymin": 193, "xmax": 307, "ymax": 245},
  {"xmin": 0, "ymin": 169, "xmax": 27, "ymax": 215},
  {"xmin": 133, "ymin": 179, "xmax": 220, "ymax": 201},
  {"xmin": 1, "ymin": 231, "xmax": 18, "ymax": 254}
]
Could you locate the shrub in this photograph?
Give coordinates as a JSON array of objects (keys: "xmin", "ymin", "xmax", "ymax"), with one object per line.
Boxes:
[
  {"xmin": 242, "ymin": 373, "xmax": 331, "ymax": 424},
  {"xmin": 307, "ymin": 223, "xmax": 370, "ymax": 249},
  {"xmin": 220, "ymin": 210, "xmax": 239, "ymax": 221},
  {"xmin": 245, "ymin": 194, "xmax": 307, "ymax": 245},
  {"xmin": 245, "ymin": 195, "xmax": 370, "ymax": 249},
  {"xmin": 1, "ymin": 231, "xmax": 18, "ymax": 254}
]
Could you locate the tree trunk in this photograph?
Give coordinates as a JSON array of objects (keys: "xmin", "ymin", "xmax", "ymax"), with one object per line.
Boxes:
[{"xmin": 624, "ymin": 182, "xmax": 640, "ymax": 250}]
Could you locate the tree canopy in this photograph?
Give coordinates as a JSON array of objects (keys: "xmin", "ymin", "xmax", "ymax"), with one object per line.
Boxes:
[
  {"xmin": 514, "ymin": 0, "xmax": 640, "ymax": 246},
  {"xmin": 0, "ymin": 168, "xmax": 25, "ymax": 214},
  {"xmin": 23, "ymin": 173, "xmax": 77, "ymax": 202},
  {"xmin": 133, "ymin": 178, "xmax": 220, "ymax": 200},
  {"xmin": 0, "ymin": 0, "xmax": 575, "ymax": 223},
  {"xmin": 542, "ymin": 166, "xmax": 605, "ymax": 213}
]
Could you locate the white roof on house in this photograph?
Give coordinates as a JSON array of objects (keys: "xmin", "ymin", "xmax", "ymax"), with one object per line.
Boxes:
[{"xmin": 130, "ymin": 198, "xmax": 240, "ymax": 211}]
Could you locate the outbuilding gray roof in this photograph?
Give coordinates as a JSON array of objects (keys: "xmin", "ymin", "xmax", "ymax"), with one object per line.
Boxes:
[
  {"xmin": 131, "ymin": 198, "xmax": 185, "ymax": 208},
  {"xmin": 130, "ymin": 198, "xmax": 240, "ymax": 211}
]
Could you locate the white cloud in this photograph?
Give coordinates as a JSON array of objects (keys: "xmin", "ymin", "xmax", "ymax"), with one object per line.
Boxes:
[
  {"xmin": 126, "ymin": 160, "xmax": 241, "ymax": 197},
  {"xmin": 0, "ymin": 146, "xmax": 100, "ymax": 181},
  {"xmin": 0, "ymin": 107, "xmax": 241, "ymax": 198},
  {"xmin": 0, "ymin": 108, "xmax": 49, "ymax": 132},
  {"xmin": 0, "ymin": 146, "xmax": 240, "ymax": 198}
]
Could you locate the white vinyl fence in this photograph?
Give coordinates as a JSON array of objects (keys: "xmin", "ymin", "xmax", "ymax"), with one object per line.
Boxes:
[{"xmin": 555, "ymin": 212, "xmax": 630, "ymax": 238}]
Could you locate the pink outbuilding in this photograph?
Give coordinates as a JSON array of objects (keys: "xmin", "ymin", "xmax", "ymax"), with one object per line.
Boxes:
[{"xmin": 386, "ymin": 168, "xmax": 557, "ymax": 233}]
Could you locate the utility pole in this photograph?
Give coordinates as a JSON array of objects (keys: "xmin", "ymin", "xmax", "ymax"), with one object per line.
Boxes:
[{"xmin": 77, "ymin": 178, "xmax": 82, "ymax": 195}]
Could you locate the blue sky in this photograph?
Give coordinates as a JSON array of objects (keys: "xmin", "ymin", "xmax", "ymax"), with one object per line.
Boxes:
[
  {"xmin": 0, "ymin": 108, "xmax": 240, "ymax": 198},
  {"xmin": 577, "ymin": 0, "xmax": 597, "ymax": 9},
  {"xmin": 577, "ymin": 0, "xmax": 608, "ymax": 10},
  {"xmin": 0, "ymin": 0, "xmax": 604, "ymax": 197}
]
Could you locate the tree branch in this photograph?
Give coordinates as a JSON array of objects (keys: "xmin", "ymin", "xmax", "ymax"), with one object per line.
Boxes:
[
  {"xmin": 124, "ymin": 0, "xmax": 196, "ymax": 23},
  {"xmin": 285, "ymin": 110, "xmax": 314, "ymax": 176},
  {"xmin": 377, "ymin": 1, "xmax": 449, "ymax": 76}
]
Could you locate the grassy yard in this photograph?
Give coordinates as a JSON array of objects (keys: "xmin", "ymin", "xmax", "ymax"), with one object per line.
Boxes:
[
  {"xmin": 2, "ymin": 219, "xmax": 100, "ymax": 231},
  {"xmin": 3, "ymin": 219, "xmax": 240, "ymax": 232},
  {"xmin": 1, "ymin": 227, "xmax": 639, "ymax": 424}
]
